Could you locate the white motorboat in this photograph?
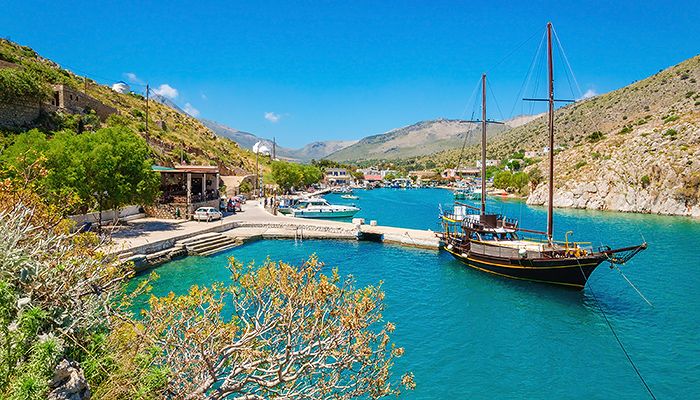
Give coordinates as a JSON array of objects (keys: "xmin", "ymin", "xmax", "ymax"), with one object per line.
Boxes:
[
  {"xmin": 291, "ymin": 198, "xmax": 360, "ymax": 218},
  {"xmin": 341, "ymin": 194, "xmax": 359, "ymax": 200}
]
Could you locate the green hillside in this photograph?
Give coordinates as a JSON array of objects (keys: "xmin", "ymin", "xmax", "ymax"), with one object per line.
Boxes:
[{"xmin": 0, "ymin": 39, "xmax": 263, "ymax": 175}]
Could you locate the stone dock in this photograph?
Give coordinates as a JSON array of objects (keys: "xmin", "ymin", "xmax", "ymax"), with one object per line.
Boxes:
[{"xmin": 108, "ymin": 201, "xmax": 441, "ymax": 269}]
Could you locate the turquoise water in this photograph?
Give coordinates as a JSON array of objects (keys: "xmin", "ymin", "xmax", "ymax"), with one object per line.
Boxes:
[{"xmin": 131, "ymin": 189, "xmax": 700, "ymax": 399}]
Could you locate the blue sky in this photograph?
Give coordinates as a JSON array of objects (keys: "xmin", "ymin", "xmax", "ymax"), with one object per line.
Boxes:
[{"xmin": 2, "ymin": 1, "xmax": 699, "ymax": 147}]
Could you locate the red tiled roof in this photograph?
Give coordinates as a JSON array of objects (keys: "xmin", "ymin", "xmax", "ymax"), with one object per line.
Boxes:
[{"xmin": 364, "ymin": 174, "xmax": 382, "ymax": 181}]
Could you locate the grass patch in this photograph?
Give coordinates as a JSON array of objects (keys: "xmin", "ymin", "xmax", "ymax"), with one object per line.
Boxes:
[
  {"xmin": 663, "ymin": 129, "xmax": 678, "ymax": 138},
  {"xmin": 574, "ymin": 161, "xmax": 587, "ymax": 169},
  {"xmin": 619, "ymin": 125, "xmax": 633, "ymax": 135},
  {"xmin": 663, "ymin": 114, "xmax": 680, "ymax": 123}
]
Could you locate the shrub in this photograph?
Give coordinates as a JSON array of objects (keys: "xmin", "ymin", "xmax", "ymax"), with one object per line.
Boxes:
[
  {"xmin": 619, "ymin": 125, "xmax": 633, "ymax": 135},
  {"xmin": 574, "ymin": 161, "xmax": 587, "ymax": 169},
  {"xmin": 0, "ymin": 68, "xmax": 51, "ymax": 103},
  {"xmin": 591, "ymin": 152, "xmax": 601, "ymax": 159},
  {"xmin": 640, "ymin": 175, "xmax": 651, "ymax": 188},
  {"xmin": 587, "ymin": 131, "xmax": 605, "ymax": 143}
]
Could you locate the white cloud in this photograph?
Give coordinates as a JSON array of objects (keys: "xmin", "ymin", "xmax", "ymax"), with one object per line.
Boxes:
[
  {"xmin": 184, "ymin": 102, "xmax": 200, "ymax": 117},
  {"xmin": 152, "ymin": 84, "xmax": 179, "ymax": 100},
  {"xmin": 124, "ymin": 72, "xmax": 142, "ymax": 84},
  {"xmin": 581, "ymin": 89, "xmax": 598, "ymax": 100},
  {"xmin": 264, "ymin": 111, "xmax": 281, "ymax": 123}
]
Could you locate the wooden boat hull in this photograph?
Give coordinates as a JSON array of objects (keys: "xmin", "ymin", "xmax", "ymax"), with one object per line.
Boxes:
[{"xmin": 444, "ymin": 246, "xmax": 606, "ymax": 289}]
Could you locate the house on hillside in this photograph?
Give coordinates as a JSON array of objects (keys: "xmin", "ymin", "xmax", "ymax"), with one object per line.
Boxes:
[
  {"xmin": 325, "ymin": 167, "xmax": 352, "ymax": 186},
  {"xmin": 475, "ymin": 159, "xmax": 499, "ymax": 168},
  {"xmin": 442, "ymin": 168, "xmax": 480, "ymax": 179},
  {"xmin": 147, "ymin": 165, "xmax": 221, "ymax": 220}
]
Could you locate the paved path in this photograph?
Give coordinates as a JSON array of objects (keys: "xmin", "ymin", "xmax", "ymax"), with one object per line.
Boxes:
[{"xmin": 108, "ymin": 200, "xmax": 441, "ymax": 256}]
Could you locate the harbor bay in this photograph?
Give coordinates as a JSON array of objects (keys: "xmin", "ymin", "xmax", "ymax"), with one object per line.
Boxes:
[{"xmin": 131, "ymin": 188, "xmax": 700, "ymax": 399}]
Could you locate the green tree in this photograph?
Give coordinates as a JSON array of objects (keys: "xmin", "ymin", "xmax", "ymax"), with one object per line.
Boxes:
[
  {"xmin": 239, "ymin": 180, "xmax": 253, "ymax": 194},
  {"xmin": 1, "ymin": 126, "xmax": 160, "ymax": 217},
  {"xmin": 511, "ymin": 172, "xmax": 530, "ymax": 194},
  {"xmin": 528, "ymin": 167, "xmax": 544, "ymax": 187},
  {"xmin": 270, "ymin": 161, "xmax": 303, "ymax": 192},
  {"xmin": 300, "ymin": 164, "xmax": 324, "ymax": 187},
  {"xmin": 493, "ymin": 170, "xmax": 512, "ymax": 190},
  {"xmin": 383, "ymin": 173, "xmax": 396, "ymax": 181}
]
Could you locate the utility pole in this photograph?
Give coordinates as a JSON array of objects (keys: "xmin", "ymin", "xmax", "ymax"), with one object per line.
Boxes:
[
  {"xmin": 255, "ymin": 145, "xmax": 259, "ymax": 197},
  {"xmin": 145, "ymin": 83, "xmax": 149, "ymax": 135}
]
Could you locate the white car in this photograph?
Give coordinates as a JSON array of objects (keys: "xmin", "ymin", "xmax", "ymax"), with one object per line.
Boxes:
[{"xmin": 193, "ymin": 207, "xmax": 222, "ymax": 221}]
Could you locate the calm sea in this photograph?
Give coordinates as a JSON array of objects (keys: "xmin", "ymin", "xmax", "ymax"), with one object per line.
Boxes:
[{"xmin": 131, "ymin": 188, "xmax": 700, "ymax": 399}]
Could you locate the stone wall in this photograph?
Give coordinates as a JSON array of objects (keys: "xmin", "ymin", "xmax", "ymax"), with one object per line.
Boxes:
[
  {"xmin": 52, "ymin": 84, "xmax": 117, "ymax": 121},
  {"xmin": 0, "ymin": 101, "xmax": 42, "ymax": 128},
  {"xmin": 145, "ymin": 203, "xmax": 188, "ymax": 220},
  {"xmin": 145, "ymin": 200, "xmax": 219, "ymax": 220}
]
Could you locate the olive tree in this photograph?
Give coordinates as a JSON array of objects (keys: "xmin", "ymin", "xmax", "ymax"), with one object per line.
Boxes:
[{"xmin": 130, "ymin": 257, "xmax": 414, "ymax": 399}]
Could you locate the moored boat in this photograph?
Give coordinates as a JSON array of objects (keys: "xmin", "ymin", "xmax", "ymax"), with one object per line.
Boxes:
[
  {"xmin": 291, "ymin": 198, "xmax": 360, "ymax": 219},
  {"xmin": 441, "ymin": 25, "xmax": 646, "ymax": 289}
]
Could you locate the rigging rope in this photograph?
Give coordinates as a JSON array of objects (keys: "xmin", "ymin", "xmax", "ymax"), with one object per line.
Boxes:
[
  {"xmin": 485, "ymin": 76, "xmax": 505, "ymax": 123},
  {"xmin": 575, "ymin": 261, "xmax": 657, "ymax": 400},
  {"xmin": 509, "ymin": 29, "xmax": 546, "ymax": 119},
  {"xmin": 552, "ymin": 26, "xmax": 584, "ymax": 99}
]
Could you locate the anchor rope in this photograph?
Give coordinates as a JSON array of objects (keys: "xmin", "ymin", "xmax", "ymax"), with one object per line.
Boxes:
[{"xmin": 575, "ymin": 260, "xmax": 657, "ymax": 400}]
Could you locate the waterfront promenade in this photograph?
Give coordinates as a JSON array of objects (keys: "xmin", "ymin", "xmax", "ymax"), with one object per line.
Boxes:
[{"xmin": 108, "ymin": 200, "xmax": 441, "ymax": 259}]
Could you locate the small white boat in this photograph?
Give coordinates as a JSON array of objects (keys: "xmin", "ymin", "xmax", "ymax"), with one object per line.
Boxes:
[
  {"xmin": 341, "ymin": 194, "xmax": 359, "ymax": 200},
  {"xmin": 331, "ymin": 186, "xmax": 353, "ymax": 194},
  {"xmin": 291, "ymin": 198, "xmax": 360, "ymax": 219}
]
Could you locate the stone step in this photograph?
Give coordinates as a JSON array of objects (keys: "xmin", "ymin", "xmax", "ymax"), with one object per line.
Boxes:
[
  {"xmin": 176, "ymin": 232, "xmax": 223, "ymax": 246},
  {"xmin": 199, "ymin": 240, "xmax": 242, "ymax": 257},
  {"xmin": 116, "ymin": 251, "xmax": 134, "ymax": 261},
  {"xmin": 146, "ymin": 245, "xmax": 184, "ymax": 261},
  {"xmin": 189, "ymin": 238, "xmax": 237, "ymax": 255},
  {"xmin": 186, "ymin": 236, "xmax": 233, "ymax": 253}
]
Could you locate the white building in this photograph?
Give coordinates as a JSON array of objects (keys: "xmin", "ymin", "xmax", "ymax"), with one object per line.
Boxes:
[{"xmin": 475, "ymin": 159, "xmax": 499, "ymax": 168}]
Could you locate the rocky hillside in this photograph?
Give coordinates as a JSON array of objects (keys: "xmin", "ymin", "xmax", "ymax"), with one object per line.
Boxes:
[
  {"xmin": 286, "ymin": 140, "xmax": 357, "ymax": 161},
  {"xmin": 0, "ymin": 39, "xmax": 261, "ymax": 175},
  {"xmin": 202, "ymin": 119, "xmax": 356, "ymax": 162},
  {"xmin": 326, "ymin": 119, "xmax": 499, "ymax": 162},
  {"xmin": 476, "ymin": 54, "xmax": 700, "ymax": 217}
]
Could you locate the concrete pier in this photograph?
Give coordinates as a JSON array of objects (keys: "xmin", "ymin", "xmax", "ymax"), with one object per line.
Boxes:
[{"xmin": 108, "ymin": 201, "xmax": 441, "ymax": 266}]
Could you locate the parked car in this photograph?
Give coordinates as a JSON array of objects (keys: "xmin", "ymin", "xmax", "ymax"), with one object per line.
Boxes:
[{"xmin": 193, "ymin": 207, "xmax": 222, "ymax": 221}]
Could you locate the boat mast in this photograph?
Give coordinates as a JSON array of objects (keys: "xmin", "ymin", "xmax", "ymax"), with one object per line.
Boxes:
[
  {"xmin": 481, "ymin": 73, "xmax": 487, "ymax": 215},
  {"xmin": 546, "ymin": 22, "xmax": 555, "ymax": 241}
]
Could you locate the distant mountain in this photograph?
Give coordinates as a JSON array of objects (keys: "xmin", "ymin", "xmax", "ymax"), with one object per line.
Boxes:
[
  {"xmin": 150, "ymin": 94, "xmax": 187, "ymax": 115},
  {"xmin": 201, "ymin": 119, "xmax": 271, "ymax": 152},
  {"xmin": 201, "ymin": 119, "xmax": 356, "ymax": 162},
  {"xmin": 286, "ymin": 140, "xmax": 358, "ymax": 161},
  {"xmin": 325, "ymin": 118, "xmax": 528, "ymax": 162}
]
